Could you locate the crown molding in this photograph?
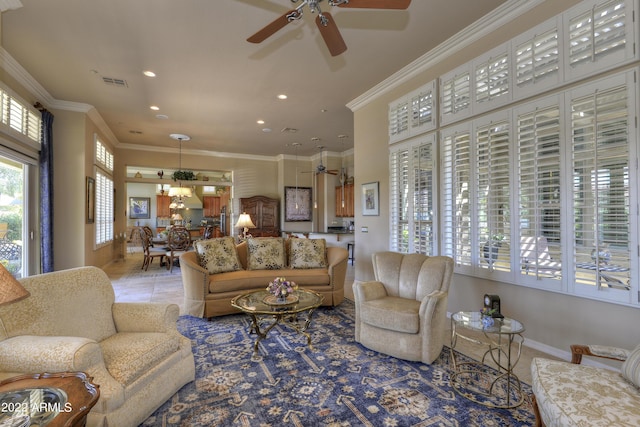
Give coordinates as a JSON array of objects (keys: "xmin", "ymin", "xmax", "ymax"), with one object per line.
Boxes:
[
  {"xmin": 346, "ymin": 0, "xmax": 545, "ymax": 112},
  {"xmin": 117, "ymin": 142, "xmax": 277, "ymax": 162}
]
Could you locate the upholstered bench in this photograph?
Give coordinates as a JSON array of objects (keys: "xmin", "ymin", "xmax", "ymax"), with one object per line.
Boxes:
[{"xmin": 531, "ymin": 344, "xmax": 640, "ymax": 426}]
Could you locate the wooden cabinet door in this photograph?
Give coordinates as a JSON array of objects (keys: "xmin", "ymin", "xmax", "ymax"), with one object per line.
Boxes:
[
  {"xmin": 156, "ymin": 195, "xmax": 171, "ymax": 217},
  {"xmin": 240, "ymin": 196, "xmax": 280, "ymax": 237},
  {"xmin": 203, "ymin": 196, "xmax": 221, "ymax": 217},
  {"xmin": 335, "ymin": 184, "xmax": 354, "ymax": 217}
]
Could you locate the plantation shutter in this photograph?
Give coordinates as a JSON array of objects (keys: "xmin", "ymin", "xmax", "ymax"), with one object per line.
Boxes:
[
  {"xmin": 389, "ymin": 100, "xmax": 409, "ymax": 141},
  {"xmin": 566, "ymin": 0, "xmax": 631, "ymax": 80},
  {"xmin": 517, "ymin": 103, "xmax": 562, "ymax": 280},
  {"xmin": 410, "ymin": 88, "xmax": 434, "ymax": 132},
  {"xmin": 515, "ymin": 28, "xmax": 559, "ymax": 89},
  {"xmin": 95, "ymin": 169, "xmax": 114, "ymax": 246},
  {"xmin": 476, "ymin": 119, "xmax": 511, "ymax": 271},
  {"xmin": 442, "ymin": 129, "xmax": 472, "ymax": 266},
  {"xmin": 412, "ymin": 141, "xmax": 434, "ymax": 255},
  {"xmin": 475, "ymin": 53, "xmax": 509, "ymax": 104},
  {"xmin": 441, "ymin": 71, "xmax": 471, "ymax": 125},
  {"xmin": 390, "ymin": 148, "xmax": 410, "ymax": 252},
  {"xmin": 571, "ymin": 81, "xmax": 630, "ymax": 292}
]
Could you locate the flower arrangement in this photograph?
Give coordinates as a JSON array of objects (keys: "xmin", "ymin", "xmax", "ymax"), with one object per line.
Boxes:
[
  {"xmin": 266, "ymin": 277, "xmax": 298, "ymax": 299},
  {"xmin": 480, "ymin": 307, "xmax": 497, "ymax": 317}
]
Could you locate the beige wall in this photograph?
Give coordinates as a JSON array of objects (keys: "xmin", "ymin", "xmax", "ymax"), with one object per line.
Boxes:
[{"xmin": 352, "ymin": 0, "xmax": 640, "ymax": 356}]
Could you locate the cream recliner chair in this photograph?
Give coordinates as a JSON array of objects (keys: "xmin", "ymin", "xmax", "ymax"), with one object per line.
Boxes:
[
  {"xmin": 353, "ymin": 252, "xmax": 454, "ymax": 364},
  {"xmin": 0, "ymin": 266, "xmax": 195, "ymax": 427}
]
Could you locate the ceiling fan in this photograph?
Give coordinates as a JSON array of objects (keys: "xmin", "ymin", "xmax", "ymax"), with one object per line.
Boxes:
[
  {"xmin": 247, "ymin": 0, "xmax": 412, "ymax": 57},
  {"xmin": 301, "ymin": 147, "xmax": 340, "ymax": 175}
]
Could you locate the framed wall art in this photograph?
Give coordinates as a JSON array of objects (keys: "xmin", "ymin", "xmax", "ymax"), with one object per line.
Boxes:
[
  {"xmin": 284, "ymin": 186, "xmax": 312, "ymax": 221},
  {"xmin": 86, "ymin": 176, "xmax": 95, "ymax": 224},
  {"xmin": 362, "ymin": 181, "xmax": 380, "ymax": 216},
  {"xmin": 129, "ymin": 197, "xmax": 150, "ymax": 219}
]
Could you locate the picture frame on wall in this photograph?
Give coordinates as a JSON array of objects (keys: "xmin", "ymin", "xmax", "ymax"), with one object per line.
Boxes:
[
  {"xmin": 129, "ymin": 197, "xmax": 150, "ymax": 219},
  {"xmin": 86, "ymin": 176, "xmax": 95, "ymax": 224},
  {"xmin": 362, "ymin": 181, "xmax": 380, "ymax": 216},
  {"xmin": 284, "ymin": 186, "xmax": 312, "ymax": 221}
]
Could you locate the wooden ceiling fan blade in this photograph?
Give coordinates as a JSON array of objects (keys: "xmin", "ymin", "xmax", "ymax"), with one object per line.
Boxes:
[
  {"xmin": 247, "ymin": 9, "xmax": 298, "ymax": 43},
  {"xmin": 316, "ymin": 13, "xmax": 347, "ymax": 57},
  {"xmin": 335, "ymin": 0, "xmax": 411, "ymax": 9}
]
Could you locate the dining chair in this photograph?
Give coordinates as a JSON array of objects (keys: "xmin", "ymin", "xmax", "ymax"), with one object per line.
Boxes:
[
  {"xmin": 139, "ymin": 228, "xmax": 167, "ymax": 270},
  {"xmin": 165, "ymin": 226, "xmax": 192, "ymax": 272}
]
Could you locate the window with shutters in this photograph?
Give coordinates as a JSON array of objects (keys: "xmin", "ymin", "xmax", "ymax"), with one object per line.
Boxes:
[
  {"xmin": 0, "ymin": 83, "xmax": 41, "ymax": 145},
  {"xmin": 441, "ymin": 126, "xmax": 473, "ymax": 269},
  {"xmin": 476, "ymin": 116, "xmax": 511, "ymax": 273},
  {"xmin": 440, "ymin": 68, "xmax": 471, "ymax": 125},
  {"xmin": 390, "ymin": 148, "xmax": 409, "ymax": 252},
  {"xmin": 474, "ymin": 45, "xmax": 510, "ymax": 113},
  {"xmin": 514, "ymin": 19, "xmax": 561, "ymax": 99},
  {"xmin": 388, "ymin": 100, "xmax": 409, "ymax": 143},
  {"xmin": 390, "ymin": 135, "xmax": 436, "ymax": 254},
  {"xmin": 570, "ymin": 74, "xmax": 633, "ymax": 301},
  {"xmin": 565, "ymin": 0, "xmax": 634, "ymax": 81},
  {"xmin": 412, "ymin": 142, "xmax": 435, "ymax": 255},
  {"xmin": 516, "ymin": 99, "xmax": 563, "ymax": 284},
  {"xmin": 95, "ymin": 137, "xmax": 114, "ymax": 247}
]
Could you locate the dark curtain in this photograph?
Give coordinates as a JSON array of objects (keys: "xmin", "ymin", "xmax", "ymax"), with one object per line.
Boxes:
[{"xmin": 37, "ymin": 104, "xmax": 54, "ymax": 273}]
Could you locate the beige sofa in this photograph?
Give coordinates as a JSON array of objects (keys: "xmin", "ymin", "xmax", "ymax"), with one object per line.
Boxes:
[
  {"xmin": 180, "ymin": 237, "xmax": 348, "ymax": 318},
  {"xmin": 0, "ymin": 266, "xmax": 195, "ymax": 427}
]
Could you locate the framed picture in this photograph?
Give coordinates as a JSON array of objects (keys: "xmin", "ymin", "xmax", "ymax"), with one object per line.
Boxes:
[
  {"xmin": 129, "ymin": 197, "xmax": 150, "ymax": 219},
  {"xmin": 284, "ymin": 186, "xmax": 312, "ymax": 221},
  {"xmin": 86, "ymin": 177, "xmax": 95, "ymax": 224},
  {"xmin": 362, "ymin": 181, "xmax": 380, "ymax": 216}
]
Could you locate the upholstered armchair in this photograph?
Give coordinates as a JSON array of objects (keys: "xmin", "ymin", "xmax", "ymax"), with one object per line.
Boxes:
[
  {"xmin": 353, "ymin": 252, "xmax": 454, "ymax": 364},
  {"xmin": 0, "ymin": 266, "xmax": 195, "ymax": 427}
]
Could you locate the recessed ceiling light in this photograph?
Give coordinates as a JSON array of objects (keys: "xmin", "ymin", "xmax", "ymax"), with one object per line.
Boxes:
[
  {"xmin": 257, "ymin": 119, "xmax": 265, "ymax": 124},
  {"xmin": 156, "ymin": 114, "xmax": 169, "ymax": 120},
  {"xmin": 143, "ymin": 70, "xmax": 156, "ymax": 77},
  {"xmin": 262, "ymin": 128, "xmax": 272, "ymax": 133},
  {"xmin": 150, "ymin": 105, "xmax": 160, "ymax": 111},
  {"xmin": 277, "ymin": 94, "xmax": 288, "ymax": 100}
]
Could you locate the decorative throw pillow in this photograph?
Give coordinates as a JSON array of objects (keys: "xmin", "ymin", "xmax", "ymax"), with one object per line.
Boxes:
[
  {"xmin": 621, "ymin": 343, "xmax": 640, "ymax": 388},
  {"xmin": 289, "ymin": 238, "xmax": 327, "ymax": 269},
  {"xmin": 246, "ymin": 237, "xmax": 286, "ymax": 270},
  {"xmin": 195, "ymin": 237, "xmax": 242, "ymax": 274}
]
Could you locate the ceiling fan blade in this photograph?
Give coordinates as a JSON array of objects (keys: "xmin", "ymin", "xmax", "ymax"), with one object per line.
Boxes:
[
  {"xmin": 316, "ymin": 13, "xmax": 347, "ymax": 57},
  {"xmin": 335, "ymin": 0, "xmax": 411, "ymax": 9},
  {"xmin": 247, "ymin": 9, "xmax": 299, "ymax": 43},
  {"xmin": 327, "ymin": 170, "xmax": 339, "ymax": 175}
]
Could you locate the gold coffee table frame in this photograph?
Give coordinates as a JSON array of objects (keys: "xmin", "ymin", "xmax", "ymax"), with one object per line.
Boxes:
[
  {"xmin": 231, "ymin": 289, "xmax": 324, "ymax": 353},
  {"xmin": 450, "ymin": 311, "xmax": 525, "ymax": 409}
]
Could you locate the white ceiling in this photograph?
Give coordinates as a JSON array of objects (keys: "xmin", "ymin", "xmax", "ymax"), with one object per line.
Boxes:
[{"xmin": 1, "ymin": 0, "xmax": 506, "ymax": 157}]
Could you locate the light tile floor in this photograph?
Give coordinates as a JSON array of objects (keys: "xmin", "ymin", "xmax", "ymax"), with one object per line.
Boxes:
[{"xmin": 104, "ymin": 252, "xmax": 558, "ymax": 386}]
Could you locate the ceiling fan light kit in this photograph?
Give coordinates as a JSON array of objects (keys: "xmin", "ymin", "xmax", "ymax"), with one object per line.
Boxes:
[{"xmin": 247, "ymin": 0, "xmax": 411, "ymax": 57}]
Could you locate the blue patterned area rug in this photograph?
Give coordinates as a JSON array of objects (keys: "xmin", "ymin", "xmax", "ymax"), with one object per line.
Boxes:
[{"xmin": 142, "ymin": 301, "xmax": 536, "ymax": 426}]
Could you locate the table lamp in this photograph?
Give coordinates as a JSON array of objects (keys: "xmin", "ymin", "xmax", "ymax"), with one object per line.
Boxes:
[
  {"xmin": 0, "ymin": 263, "xmax": 29, "ymax": 307},
  {"xmin": 235, "ymin": 212, "xmax": 256, "ymax": 240}
]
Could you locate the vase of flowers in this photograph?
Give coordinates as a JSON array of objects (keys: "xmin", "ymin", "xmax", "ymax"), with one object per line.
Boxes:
[
  {"xmin": 266, "ymin": 277, "xmax": 298, "ymax": 303},
  {"xmin": 480, "ymin": 307, "xmax": 496, "ymax": 328}
]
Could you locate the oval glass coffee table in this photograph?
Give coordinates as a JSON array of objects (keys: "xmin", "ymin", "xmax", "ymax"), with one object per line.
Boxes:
[
  {"xmin": 450, "ymin": 311, "xmax": 525, "ymax": 408},
  {"xmin": 231, "ymin": 289, "xmax": 324, "ymax": 353}
]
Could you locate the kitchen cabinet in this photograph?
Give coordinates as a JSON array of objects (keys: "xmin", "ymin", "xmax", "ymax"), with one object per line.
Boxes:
[
  {"xmin": 240, "ymin": 195, "xmax": 280, "ymax": 237},
  {"xmin": 335, "ymin": 183, "xmax": 354, "ymax": 217},
  {"xmin": 203, "ymin": 196, "xmax": 221, "ymax": 217},
  {"xmin": 156, "ymin": 195, "xmax": 171, "ymax": 217}
]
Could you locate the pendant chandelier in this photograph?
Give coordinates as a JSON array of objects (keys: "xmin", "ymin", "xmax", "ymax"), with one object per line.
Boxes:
[{"xmin": 168, "ymin": 133, "xmax": 192, "ymax": 201}]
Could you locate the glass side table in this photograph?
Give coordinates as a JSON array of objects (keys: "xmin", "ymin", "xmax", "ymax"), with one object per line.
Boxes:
[{"xmin": 450, "ymin": 311, "xmax": 525, "ymax": 408}]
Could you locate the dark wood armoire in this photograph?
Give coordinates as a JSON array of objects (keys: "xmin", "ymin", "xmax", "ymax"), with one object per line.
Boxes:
[{"xmin": 240, "ymin": 195, "xmax": 280, "ymax": 237}]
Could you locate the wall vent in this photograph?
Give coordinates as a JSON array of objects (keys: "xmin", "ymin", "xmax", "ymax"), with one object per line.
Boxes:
[
  {"xmin": 102, "ymin": 77, "xmax": 128, "ymax": 88},
  {"xmin": 281, "ymin": 127, "xmax": 298, "ymax": 133}
]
